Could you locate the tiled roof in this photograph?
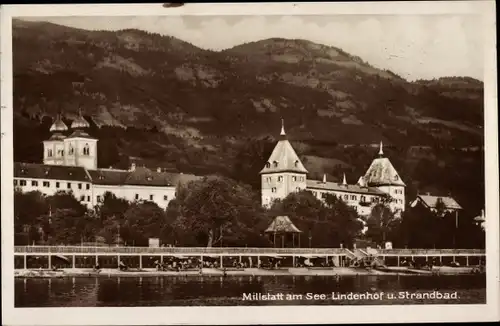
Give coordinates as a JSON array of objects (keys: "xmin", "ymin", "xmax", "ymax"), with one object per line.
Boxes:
[
  {"xmin": 363, "ymin": 157, "xmax": 405, "ymax": 187},
  {"xmin": 265, "ymin": 216, "xmax": 302, "ymax": 233},
  {"xmin": 87, "ymin": 169, "xmax": 129, "ymax": 185},
  {"xmin": 306, "ymin": 179, "xmax": 384, "ymax": 195},
  {"xmin": 14, "ymin": 162, "xmax": 91, "ymax": 182},
  {"xmin": 124, "ymin": 167, "xmax": 174, "ymax": 187},
  {"xmin": 417, "ymin": 195, "xmax": 462, "ymax": 210},
  {"xmin": 260, "ymin": 131, "xmax": 308, "ymax": 175},
  {"xmin": 67, "ymin": 129, "xmax": 96, "ymax": 140}
]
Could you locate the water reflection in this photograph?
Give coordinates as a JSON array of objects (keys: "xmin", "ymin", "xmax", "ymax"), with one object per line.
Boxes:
[{"xmin": 15, "ymin": 274, "xmax": 486, "ymax": 307}]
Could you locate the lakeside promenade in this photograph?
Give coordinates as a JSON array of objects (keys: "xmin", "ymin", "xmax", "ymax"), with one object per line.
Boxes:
[{"xmin": 14, "ymin": 246, "xmax": 485, "ymax": 270}]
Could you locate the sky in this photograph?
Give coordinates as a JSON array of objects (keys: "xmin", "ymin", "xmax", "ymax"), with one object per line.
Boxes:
[{"xmin": 21, "ymin": 15, "xmax": 484, "ymax": 81}]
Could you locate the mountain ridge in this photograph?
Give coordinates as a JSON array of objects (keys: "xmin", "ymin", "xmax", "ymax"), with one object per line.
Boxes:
[{"xmin": 12, "ymin": 19, "xmax": 485, "ymax": 214}]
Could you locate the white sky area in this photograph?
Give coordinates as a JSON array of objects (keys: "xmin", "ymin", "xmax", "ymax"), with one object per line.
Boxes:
[{"xmin": 21, "ymin": 15, "xmax": 484, "ymax": 81}]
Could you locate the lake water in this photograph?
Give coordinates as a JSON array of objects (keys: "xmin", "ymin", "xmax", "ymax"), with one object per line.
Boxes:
[{"xmin": 15, "ymin": 274, "xmax": 486, "ymax": 307}]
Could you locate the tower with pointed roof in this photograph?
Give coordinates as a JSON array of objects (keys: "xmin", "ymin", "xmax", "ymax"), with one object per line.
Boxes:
[
  {"xmin": 43, "ymin": 114, "xmax": 68, "ymax": 166},
  {"xmin": 362, "ymin": 141, "xmax": 406, "ymax": 214},
  {"xmin": 63, "ymin": 109, "xmax": 98, "ymax": 170},
  {"xmin": 260, "ymin": 120, "xmax": 308, "ymax": 207}
]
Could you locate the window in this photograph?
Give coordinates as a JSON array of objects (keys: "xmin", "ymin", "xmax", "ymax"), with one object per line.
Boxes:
[
  {"xmin": 32, "ymin": 180, "xmax": 38, "ymax": 186},
  {"xmin": 294, "ymin": 160, "xmax": 299, "ymax": 167},
  {"xmin": 296, "ymin": 187, "xmax": 300, "ymax": 192},
  {"xmin": 135, "ymin": 194, "xmax": 139, "ymax": 200},
  {"xmin": 271, "ymin": 187, "xmax": 277, "ymax": 193},
  {"xmin": 56, "ymin": 182, "xmax": 60, "ymax": 188},
  {"xmin": 80, "ymin": 195, "xmax": 85, "ymax": 201},
  {"xmin": 273, "ymin": 161, "xmax": 278, "ymax": 167},
  {"xmin": 394, "ymin": 175, "xmax": 399, "ymax": 181},
  {"xmin": 266, "ymin": 177, "xmax": 271, "ymax": 183},
  {"xmin": 361, "ymin": 195, "xmax": 366, "ymax": 202},
  {"xmin": 97, "ymin": 196, "xmax": 101, "ymax": 203},
  {"xmin": 344, "ymin": 194, "xmax": 348, "ymax": 200},
  {"xmin": 265, "ymin": 162, "xmax": 271, "ymax": 168},
  {"xmin": 86, "ymin": 184, "xmax": 90, "ymax": 190},
  {"xmin": 278, "ymin": 176, "xmax": 283, "ymax": 182},
  {"xmin": 351, "ymin": 195, "xmax": 357, "ymax": 200},
  {"xmin": 57, "ymin": 149, "xmax": 64, "ymax": 157},
  {"xmin": 18, "ymin": 179, "xmax": 26, "ymax": 186},
  {"xmin": 47, "ymin": 149, "xmax": 53, "ymax": 157},
  {"xmin": 292, "ymin": 176, "xmax": 296, "ymax": 182},
  {"xmin": 87, "ymin": 196, "xmax": 90, "ymax": 202},
  {"xmin": 78, "ymin": 183, "xmax": 82, "ymax": 190},
  {"xmin": 83, "ymin": 144, "xmax": 90, "ymax": 155},
  {"xmin": 43, "ymin": 181, "xmax": 50, "ymax": 187},
  {"xmin": 13, "ymin": 180, "xmax": 18, "ymax": 186},
  {"xmin": 322, "ymin": 193, "xmax": 328, "ymax": 199},
  {"xmin": 67, "ymin": 183, "xmax": 72, "ymax": 189},
  {"xmin": 69, "ymin": 146, "xmax": 74, "ymax": 155},
  {"xmin": 164, "ymin": 195, "xmax": 168, "ymax": 201},
  {"xmin": 149, "ymin": 195, "xmax": 154, "ymax": 200}
]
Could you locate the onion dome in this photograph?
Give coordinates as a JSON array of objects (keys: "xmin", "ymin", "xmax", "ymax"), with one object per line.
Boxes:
[
  {"xmin": 71, "ymin": 109, "xmax": 90, "ymax": 129},
  {"xmin": 49, "ymin": 114, "xmax": 68, "ymax": 132}
]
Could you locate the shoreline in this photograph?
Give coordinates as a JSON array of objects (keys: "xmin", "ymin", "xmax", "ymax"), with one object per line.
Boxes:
[{"xmin": 14, "ymin": 266, "xmax": 482, "ymax": 278}]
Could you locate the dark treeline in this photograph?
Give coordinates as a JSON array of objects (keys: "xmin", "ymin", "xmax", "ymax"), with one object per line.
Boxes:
[{"xmin": 14, "ymin": 175, "xmax": 484, "ymax": 249}]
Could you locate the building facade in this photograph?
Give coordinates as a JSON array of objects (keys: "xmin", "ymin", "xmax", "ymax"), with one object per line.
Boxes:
[
  {"xmin": 15, "ymin": 113, "xmax": 200, "ymax": 210},
  {"xmin": 260, "ymin": 123, "xmax": 406, "ymax": 216}
]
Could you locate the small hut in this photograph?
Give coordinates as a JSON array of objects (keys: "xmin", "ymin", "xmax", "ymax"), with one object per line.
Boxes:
[{"xmin": 265, "ymin": 216, "xmax": 302, "ymax": 248}]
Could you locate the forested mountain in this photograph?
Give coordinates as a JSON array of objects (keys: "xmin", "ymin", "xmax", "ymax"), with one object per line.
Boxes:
[{"xmin": 12, "ymin": 19, "xmax": 485, "ymax": 215}]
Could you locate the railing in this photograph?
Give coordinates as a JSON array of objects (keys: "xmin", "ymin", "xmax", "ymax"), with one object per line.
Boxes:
[
  {"xmin": 376, "ymin": 249, "xmax": 485, "ymax": 255},
  {"xmin": 14, "ymin": 246, "xmax": 347, "ymax": 255},
  {"xmin": 13, "ymin": 246, "xmax": 486, "ymax": 256}
]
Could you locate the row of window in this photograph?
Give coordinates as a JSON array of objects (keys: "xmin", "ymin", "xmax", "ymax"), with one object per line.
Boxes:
[
  {"xmin": 312, "ymin": 191, "xmax": 374, "ymax": 203},
  {"xmin": 14, "ymin": 179, "xmax": 91, "ymax": 190},
  {"xmin": 265, "ymin": 160, "xmax": 301, "ymax": 169},
  {"xmin": 265, "ymin": 175, "xmax": 306, "ymax": 183},
  {"xmin": 46, "ymin": 145, "xmax": 91, "ymax": 158},
  {"xmin": 393, "ymin": 189, "xmax": 403, "ymax": 195}
]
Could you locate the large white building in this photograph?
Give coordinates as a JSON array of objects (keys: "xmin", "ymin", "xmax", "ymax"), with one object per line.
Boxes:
[
  {"xmin": 14, "ymin": 113, "xmax": 200, "ymax": 209},
  {"xmin": 260, "ymin": 122, "xmax": 406, "ymax": 216}
]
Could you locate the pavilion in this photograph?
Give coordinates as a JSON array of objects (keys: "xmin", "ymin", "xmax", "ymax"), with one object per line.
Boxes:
[{"xmin": 265, "ymin": 215, "xmax": 302, "ymax": 248}]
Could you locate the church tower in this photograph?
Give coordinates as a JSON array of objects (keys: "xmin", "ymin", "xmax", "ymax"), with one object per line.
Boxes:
[
  {"xmin": 43, "ymin": 114, "xmax": 68, "ymax": 165},
  {"xmin": 260, "ymin": 120, "xmax": 308, "ymax": 207},
  {"xmin": 63, "ymin": 109, "xmax": 98, "ymax": 170},
  {"xmin": 362, "ymin": 142, "xmax": 406, "ymax": 214}
]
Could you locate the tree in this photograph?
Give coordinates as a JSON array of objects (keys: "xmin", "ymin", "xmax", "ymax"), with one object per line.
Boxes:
[
  {"xmin": 14, "ymin": 190, "xmax": 49, "ymax": 245},
  {"xmin": 44, "ymin": 191, "xmax": 89, "ymax": 245},
  {"xmin": 365, "ymin": 203, "xmax": 398, "ymax": 246},
  {"xmin": 122, "ymin": 201, "xmax": 167, "ymax": 246},
  {"xmin": 166, "ymin": 176, "xmax": 265, "ymax": 247}
]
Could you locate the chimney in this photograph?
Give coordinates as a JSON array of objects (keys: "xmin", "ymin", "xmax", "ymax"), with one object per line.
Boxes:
[
  {"xmin": 157, "ymin": 167, "xmax": 162, "ymax": 172},
  {"xmin": 426, "ymin": 192, "xmax": 431, "ymax": 196},
  {"xmin": 342, "ymin": 173, "xmax": 347, "ymax": 186},
  {"xmin": 129, "ymin": 163, "xmax": 136, "ymax": 172},
  {"xmin": 322, "ymin": 174, "xmax": 327, "ymax": 183}
]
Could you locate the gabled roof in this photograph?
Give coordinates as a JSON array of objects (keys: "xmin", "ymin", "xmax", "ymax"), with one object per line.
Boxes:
[
  {"xmin": 416, "ymin": 195, "xmax": 462, "ymax": 210},
  {"xmin": 14, "ymin": 162, "xmax": 91, "ymax": 182},
  {"xmin": 363, "ymin": 157, "xmax": 405, "ymax": 187},
  {"xmin": 265, "ymin": 216, "xmax": 302, "ymax": 233},
  {"xmin": 306, "ymin": 179, "xmax": 384, "ymax": 195},
  {"xmin": 260, "ymin": 123, "xmax": 307, "ymax": 175}
]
